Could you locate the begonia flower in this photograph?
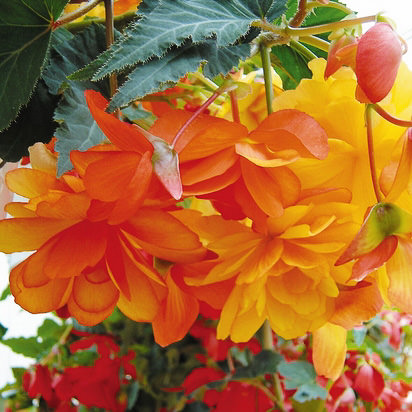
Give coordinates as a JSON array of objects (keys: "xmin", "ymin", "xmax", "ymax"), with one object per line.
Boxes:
[{"xmin": 325, "ymin": 23, "xmax": 404, "ymax": 103}]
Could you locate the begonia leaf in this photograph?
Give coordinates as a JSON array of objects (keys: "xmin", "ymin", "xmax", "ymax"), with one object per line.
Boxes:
[
  {"xmin": 0, "ymin": 0, "xmax": 68, "ymax": 130},
  {"xmin": 107, "ymin": 40, "xmax": 251, "ymax": 111},
  {"xmin": 232, "ymin": 350, "xmax": 283, "ymax": 379},
  {"xmin": 277, "ymin": 360, "xmax": 317, "ymax": 389},
  {"xmin": 87, "ymin": 0, "xmax": 287, "ymax": 81},
  {"xmin": 42, "ymin": 25, "xmax": 111, "ymax": 175}
]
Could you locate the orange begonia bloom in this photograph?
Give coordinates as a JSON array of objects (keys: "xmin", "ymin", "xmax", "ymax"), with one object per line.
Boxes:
[{"xmin": 0, "ymin": 143, "xmax": 207, "ymax": 336}]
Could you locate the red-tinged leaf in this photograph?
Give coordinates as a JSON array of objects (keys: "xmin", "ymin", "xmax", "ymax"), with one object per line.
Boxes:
[
  {"xmin": 353, "ymin": 364, "xmax": 384, "ymax": 402},
  {"xmin": 356, "ymin": 23, "xmax": 403, "ymax": 103},
  {"xmin": 250, "ymin": 109, "xmax": 329, "ymax": 160},
  {"xmin": 84, "ymin": 90, "xmax": 153, "ymax": 153},
  {"xmin": 350, "ymin": 236, "xmax": 398, "ymax": 281}
]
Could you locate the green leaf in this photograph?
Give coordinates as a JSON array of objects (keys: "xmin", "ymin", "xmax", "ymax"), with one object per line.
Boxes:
[
  {"xmin": 1, "ymin": 336, "xmax": 54, "ymax": 359},
  {"xmin": 0, "ymin": 285, "xmax": 10, "ymax": 301},
  {"xmin": 0, "ymin": 323, "xmax": 7, "ymax": 340},
  {"xmin": 303, "ymin": 1, "xmax": 348, "ymax": 26},
  {"xmin": 108, "ymin": 40, "xmax": 250, "ymax": 110},
  {"xmin": 293, "ymin": 382, "xmax": 328, "ymax": 402},
  {"xmin": 0, "ymin": 79, "xmax": 60, "ymax": 162},
  {"xmin": 272, "ymin": 44, "xmax": 312, "ymax": 90},
  {"xmin": 277, "ymin": 360, "xmax": 316, "ymax": 389},
  {"xmin": 37, "ymin": 318, "xmax": 65, "ymax": 340},
  {"xmin": 0, "ymin": 0, "xmax": 68, "ymax": 130},
  {"xmin": 291, "ymin": 398, "xmax": 326, "ymax": 412},
  {"xmin": 42, "ymin": 24, "xmax": 110, "ymax": 175},
  {"xmin": 232, "ymin": 350, "xmax": 283, "ymax": 379},
  {"xmin": 91, "ymin": 0, "xmax": 287, "ymax": 81}
]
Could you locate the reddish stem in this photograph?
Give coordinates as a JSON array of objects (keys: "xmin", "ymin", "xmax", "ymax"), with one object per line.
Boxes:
[
  {"xmin": 366, "ymin": 105, "xmax": 383, "ymax": 203},
  {"xmin": 290, "ymin": 0, "xmax": 308, "ymax": 27},
  {"xmin": 171, "ymin": 92, "xmax": 220, "ymax": 149},
  {"xmin": 230, "ymin": 90, "xmax": 240, "ymax": 123},
  {"xmin": 372, "ymin": 104, "xmax": 412, "ymax": 128}
]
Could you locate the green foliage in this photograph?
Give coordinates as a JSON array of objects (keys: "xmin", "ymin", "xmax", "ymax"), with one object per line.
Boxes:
[
  {"xmin": 90, "ymin": 0, "xmax": 287, "ymax": 80},
  {"xmin": 42, "ymin": 24, "xmax": 111, "ymax": 175},
  {"xmin": 272, "ymin": 44, "xmax": 312, "ymax": 90},
  {"xmin": 108, "ymin": 40, "xmax": 251, "ymax": 110},
  {"xmin": 0, "ymin": 285, "xmax": 10, "ymax": 301},
  {"xmin": 277, "ymin": 360, "xmax": 327, "ymax": 401},
  {"xmin": 0, "ymin": 0, "xmax": 68, "ymax": 131},
  {"xmin": 232, "ymin": 349, "xmax": 283, "ymax": 378},
  {"xmin": 0, "ymin": 323, "xmax": 7, "ymax": 340}
]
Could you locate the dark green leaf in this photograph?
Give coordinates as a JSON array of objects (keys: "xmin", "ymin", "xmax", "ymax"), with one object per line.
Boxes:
[
  {"xmin": 90, "ymin": 0, "xmax": 286, "ymax": 80},
  {"xmin": 293, "ymin": 382, "xmax": 328, "ymax": 402},
  {"xmin": 303, "ymin": 1, "xmax": 348, "ymax": 27},
  {"xmin": 0, "ymin": 79, "xmax": 60, "ymax": 162},
  {"xmin": 277, "ymin": 360, "xmax": 316, "ymax": 389},
  {"xmin": 0, "ymin": 0, "xmax": 68, "ymax": 130},
  {"xmin": 42, "ymin": 24, "xmax": 110, "ymax": 175},
  {"xmin": 233, "ymin": 350, "xmax": 283, "ymax": 379},
  {"xmin": 272, "ymin": 44, "xmax": 312, "ymax": 90},
  {"xmin": 183, "ymin": 401, "xmax": 210, "ymax": 412},
  {"xmin": 127, "ymin": 382, "xmax": 140, "ymax": 409},
  {"xmin": 0, "ymin": 323, "xmax": 7, "ymax": 339},
  {"xmin": 108, "ymin": 40, "xmax": 250, "ymax": 110},
  {"xmin": 0, "ymin": 285, "xmax": 10, "ymax": 301}
]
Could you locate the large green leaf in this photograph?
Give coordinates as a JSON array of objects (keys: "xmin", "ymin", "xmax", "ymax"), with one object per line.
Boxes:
[
  {"xmin": 0, "ymin": 0, "xmax": 68, "ymax": 131},
  {"xmin": 89, "ymin": 0, "xmax": 287, "ymax": 81},
  {"xmin": 42, "ymin": 24, "xmax": 110, "ymax": 175},
  {"xmin": 0, "ymin": 79, "xmax": 60, "ymax": 162},
  {"xmin": 232, "ymin": 350, "xmax": 283, "ymax": 379},
  {"xmin": 108, "ymin": 40, "xmax": 250, "ymax": 110}
]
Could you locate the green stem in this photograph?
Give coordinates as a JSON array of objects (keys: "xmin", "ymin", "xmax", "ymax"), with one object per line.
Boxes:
[
  {"xmin": 290, "ymin": 39, "xmax": 318, "ymax": 60},
  {"xmin": 262, "ymin": 320, "xmax": 286, "ymax": 412},
  {"xmin": 260, "ymin": 43, "xmax": 274, "ymax": 116},
  {"xmin": 189, "ymin": 72, "xmax": 219, "ymax": 91},
  {"xmin": 253, "ymin": 14, "xmax": 376, "ymax": 38},
  {"xmin": 371, "ymin": 104, "xmax": 412, "ymax": 128},
  {"xmin": 299, "ymin": 35, "xmax": 330, "ymax": 52},
  {"xmin": 365, "ymin": 105, "xmax": 383, "ymax": 203},
  {"xmin": 53, "ymin": 0, "xmax": 102, "ymax": 28}
]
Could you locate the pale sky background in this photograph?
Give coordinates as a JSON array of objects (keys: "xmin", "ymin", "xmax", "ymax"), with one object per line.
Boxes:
[{"xmin": 0, "ymin": 0, "xmax": 412, "ymax": 389}]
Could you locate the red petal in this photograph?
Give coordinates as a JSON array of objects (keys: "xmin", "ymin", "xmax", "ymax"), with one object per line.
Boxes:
[{"xmin": 356, "ymin": 23, "xmax": 403, "ymax": 103}]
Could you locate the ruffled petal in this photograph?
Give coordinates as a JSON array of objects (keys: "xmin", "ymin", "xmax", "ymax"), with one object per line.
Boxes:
[{"xmin": 312, "ymin": 323, "xmax": 347, "ymax": 380}]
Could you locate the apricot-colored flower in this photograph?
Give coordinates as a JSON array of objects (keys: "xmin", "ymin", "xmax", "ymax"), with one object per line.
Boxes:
[
  {"xmin": 325, "ymin": 23, "xmax": 404, "ymax": 103},
  {"xmin": 64, "ymin": 0, "xmax": 140, "ymax": 20},
  {"xmin": 0, "ymin": 143, "xmax": 206, "ymax": 330}
]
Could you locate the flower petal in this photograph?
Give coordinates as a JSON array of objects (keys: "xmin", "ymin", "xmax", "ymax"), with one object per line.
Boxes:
[{"xmin": 312, "ymin": 322, "xmax": 347, "ymax": 380}]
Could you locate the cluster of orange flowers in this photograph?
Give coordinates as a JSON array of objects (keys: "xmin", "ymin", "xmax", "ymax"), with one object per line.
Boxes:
[{"xmin": 1, "ymin": 22, "xmax": 412, "ymax": 380}]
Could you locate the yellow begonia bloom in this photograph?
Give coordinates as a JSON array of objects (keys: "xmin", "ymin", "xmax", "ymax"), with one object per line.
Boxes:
[{"xmin": 271, "ymin": 58, "xmax": 412, "ymax": 221}]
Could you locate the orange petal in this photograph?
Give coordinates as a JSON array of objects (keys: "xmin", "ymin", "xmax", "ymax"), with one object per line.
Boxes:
[
  {"xmin": 68, "ymin": 268, "xmax": 119, "ymax": 326},
  {"xmin": 122, "ymin": 209, "xmax": 206, "ymax": 263},
  {"xmin": 356, "ymin": 23, "xmax": 403, "ymax": 103},
  {"xmin": 330, "ymin": 281, "xmax": 383, "ymax": 329},
  {"xmin": 241, "ymin": 159, "xmax": 283, "ymax": 217},
  {"xmin": 0, "ymin": 217, "xmax": 78, "ymax": 253},
  {"xmin": 312, "ymin": 323, "xmax": 347, "ymax": 381},
  {"xmin": 350, "ymin": 236, "xmax": 398, "ymax": 281},
  {"xmin": 10, "ymin": 259, "xmax": 73, "ymax": 313},
  {"xmin": 152, "ymin": 271, "xmax": 199, "ymax": 346},
  {"xmin": 180, "ymin": 148, "xmax": 237, "ymax": 185},
  {"xmin": 43, "ymin": 221, "xmax": 108, "ymax": 278},
  {"xmin": 84, "ymin": 90, "xmax": 153, "ymax": 153},
  {"xmin": 84, "ymin": 151, "xmax": 148, "ymax": 201},
  {"xmin": 6, "ymin": 168, "xmax": 60, "ymax": 199},
  {"xmin": 117, "ymin": 257, "xmax": 166, "ymax": 322},
  {"xmin": 250, "ymin": 109, "xmax": 329, "ymax": 160},
  {"xmin": 386, "ymin": 238, "xmax": 412, "ymax": 312}
]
